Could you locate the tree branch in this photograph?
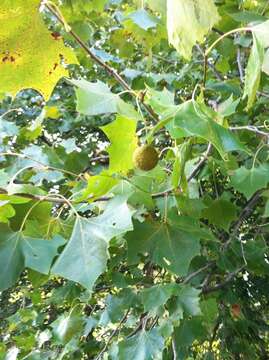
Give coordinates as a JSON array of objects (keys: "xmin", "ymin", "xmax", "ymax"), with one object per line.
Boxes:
[
  {"xmin": 0, "ymin": 188, "xmax": 110, "ymax": 204},
  {"xmin": 202, "ymin": 266, "xmax": 245, "ymax": 294}
]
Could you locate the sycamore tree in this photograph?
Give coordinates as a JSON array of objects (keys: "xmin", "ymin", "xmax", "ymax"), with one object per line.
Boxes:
[{"xmin": 0, "ymin": 0, "xmax": 269, "ymax": 359}]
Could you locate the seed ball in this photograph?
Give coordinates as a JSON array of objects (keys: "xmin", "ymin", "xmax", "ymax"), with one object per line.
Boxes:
[{"xmin": 133, "ymin": 144, "xmax": 159, "ymax": 171}]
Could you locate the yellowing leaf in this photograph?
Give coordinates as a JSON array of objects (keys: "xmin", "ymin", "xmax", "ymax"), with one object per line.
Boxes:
[
  {"xmin": 101, "ymin": 115, "xmax": 138, "ymax": 174},
  {"xmin": 0, "ymin": 0, "xmax": 77, "ymax": 100},
  {"xmin": 44, "ymin": 106, "xmax": 61, "ymax": 119},
  {"xmin": 167, "ymin": 0, "xmax": 220, "ymax": 59}
]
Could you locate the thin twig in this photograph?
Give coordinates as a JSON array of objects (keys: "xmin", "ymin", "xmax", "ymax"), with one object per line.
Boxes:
[
  {"xmin": 0, "ymin": 188, "xmax": 110, "ymax": 204},
  {"xmin": 0, "ymin": 151, "xmax": 81, "ymax": 178},
  {"xmin": 127, "ymin": 313, "xmax": 147, "ymax": 338},
  {"xmin": 172, "ymin": 336, "xmax": 177, "ymax": 360},
  {"xmin": 237, "ymin": 47, "xmax": 244, "ymax": 84},
  {"xmin": 209, "ymin": 318, "xmax": 221, "ymax": 351},
  {"xmin": 187, "ymin": 143, "xmax": 212, "ymax": 181},
  {"xmin": 230, "ymin": 125, "xmax": 269, "ymax": 137},
  {"xmin": 95, "ymin": 310, "xmax": 130, "ymax": 360},
  {"xmin": 183, "ymin": 262, "xmax": 215, "ymax": 284},
  {"xmin": 196, "ymin": 45, "xmax": 223, "ymax": 81},
  {"xmin": 202, "ymin": 266, "xmax": 245, "ymax": 294}
]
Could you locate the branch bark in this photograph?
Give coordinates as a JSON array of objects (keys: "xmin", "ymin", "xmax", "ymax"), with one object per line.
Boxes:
[
  {"xmin": 224, "ymin": 190, "xmax": 263, "ymax": 249},
  {"xmin": 202, "ymin": 266, "xmax": 245, "ymax": 294}
]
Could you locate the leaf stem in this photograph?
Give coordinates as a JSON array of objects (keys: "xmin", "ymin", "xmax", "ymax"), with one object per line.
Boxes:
[
  {"xmin": 205, "ymin": 27, "xmax": 252, "ymax": 57},
  {"xmin": 203, "ymin": 27, "xmax": 251, "ymax": 87}
]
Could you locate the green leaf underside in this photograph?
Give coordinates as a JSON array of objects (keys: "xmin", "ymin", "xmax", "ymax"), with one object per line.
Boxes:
[
  {"xmin": 52, "ymin": 197, "xmax": 133, "ymax": 290},
  {"xmin": 243, "ymin": 34, "xmax": 264, "ymax": 110},
  {"xmin": 117, "ymin": 329, "xmax": 164, "ymax": 360},
  {"xmin": 70, "ymin": 79, "xmax": 119, "ymax": 115},
  {"xmin": 167, "ymin": 0, "xmax": 220, "ymax": 59},
  {"xmin": 52, "ymin": 312, "xmax": 85, "ymax": 344},
  {"xmin": 0, "ymin": 226, "xmax": 65, "ymax": 290}
]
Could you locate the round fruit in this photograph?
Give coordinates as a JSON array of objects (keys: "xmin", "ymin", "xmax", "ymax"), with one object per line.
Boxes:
[{"xmin": 133, "ymin": 144, "xmax": 158, "ymax": 171}]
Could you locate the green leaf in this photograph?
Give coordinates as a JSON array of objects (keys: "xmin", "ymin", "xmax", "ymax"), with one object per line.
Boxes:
[
  {"xmin": 202, "ymin": 198, "xmax": 238, "ymax": 231},
  {"xmin": 117, "ymin": 329, "xmax": 164, "ymax": 360},
  {"xmin": 146, "ymin": 86, "xmax": 175, "ymax": 114},
  {"xmin": 217, "ymin": 95, "xmax": 240, "ymax": 117},
  {"xmin": 0, "ymin": 201, "xmax": 15, "ymax": 223},
  {"xmin": 200, "ymin": 298, "xmax": 218, "ymax": 325},
  {"xmin": 127, "ymin": 220, "xmax": 200, "ymax": 276},
  {"xmin": 173, "ymin": 285, "xmax": 201, "ymax": 317},
  {"xmin": 0, "ymin": 226, "xmax": 65, "ymax": 290},
  {"xmin": 82, "ymin": 170, "xmax": 119, "ymax": 202},
  {"xmin": 0, "ymin": 118, "xmax": 19, "ymax": 140},
  {"xmin": 167, "ymin": 0, "xmax": 220, "ymax": 59},
  {"xmin": 101, "ymin": 115, "xmax": 137, "ymax": 174},
  {"xmin": 100, "ymin": 289, "xmax": 137, "ymax": 325},
  {"xmin": 252, "ymin": 19, "xmax": 269, "ymax": 48},
  {"xmin": 0, "ymin": 194, "xmax": 31, "ymax": 204},
  {"xmin": 127, "ymin": 9, "xmax": 159, "ymax": 30},
  {"xmin": 141, "ymin": 284, "xmax": 177, "ymax": 313},
  {"xmin": 228, "ymin": 11, "xmax": 266, "ymax": 23},
  {"xmin": 171, "ymin": 140, "xmax": 191, "ymax": 190},
  {"xmin": 81, "ymin": 171, "xmax": 118, "ymax": 202},
  {"xmin": 52, "ymin": 196, "xmax": 133, "ymax": 290},
  {"xmin": 60, "ymin": 138, "xmax": 78, "ymax": 154},
  {"xmin": 6, "ymin": 183, "xmax": 46, "ymax": 196},
  {"xmin": 52, "ymin": 310, "xmax": 85, "ymax": 344},
  {"xmin": 70, "ymin": 79, "xmax": 120, "ymax": 115},
  {"xmin": 81, "ymin": 116, "xmax": 137, "ymax": 201},
  {"xmin": 243, "ymin": 34, "xmax": 264, "ymax": 110},
  {"xmin": 263, "ymin": 200, "xmax": 269, "ymax": 217},
  {"xmin": 0, "ymin": 0, "xmax": 77, "ymax": 100},
  {"xmin": 145, "ymin": 0, "xmax": 166, "ymax": 16},
  {"xmin": 230, "ymin": 164, "xmax": 269, "ymax": 199},
  {"xmin": 171, "ymin": 101, "xmax": 245, "ymax": 159},
  {"xmin": 174, "ymin": 317, "xmax": 206, "ymax": 356},
  {"xmin": 20, "ymin": 111, "xmax": 44, "ymax": 141},
  {"xmin": 262, "ymin": 48, "xmax": 269, "ymax": 75}
]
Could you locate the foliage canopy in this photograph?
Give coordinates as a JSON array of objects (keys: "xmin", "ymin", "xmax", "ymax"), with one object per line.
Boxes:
[{"xmin": 0, "ymin": 0, "xmax": 269, "ymax": 359}]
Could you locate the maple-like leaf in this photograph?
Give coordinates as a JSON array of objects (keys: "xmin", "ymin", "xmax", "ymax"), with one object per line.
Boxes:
[{"xmin": 0, "ymin": 0, "xmax": 77, "ymax": 100}]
